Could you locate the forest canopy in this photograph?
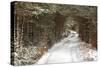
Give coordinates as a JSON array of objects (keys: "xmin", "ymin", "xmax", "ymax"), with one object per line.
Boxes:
[{"xmin": 11, "ymin": 1, "xmax": 97, "ymax": 65}]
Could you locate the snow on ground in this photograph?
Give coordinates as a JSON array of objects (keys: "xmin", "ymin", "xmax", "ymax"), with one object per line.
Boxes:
[{"xmin": 36, "ymin": 30, "xmax": 97, "ymax": 64}]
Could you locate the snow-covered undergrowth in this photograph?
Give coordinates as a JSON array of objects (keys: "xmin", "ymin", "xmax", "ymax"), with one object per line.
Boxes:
[{"xmin": 36, "ymin": 30, "xmax": 97, "ymax": 64}]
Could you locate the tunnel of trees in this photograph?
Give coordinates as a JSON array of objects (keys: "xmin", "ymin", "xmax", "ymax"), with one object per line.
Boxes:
[{"xmin": 11, "ymin": 2, "xmax": 97, "ymax": 65}]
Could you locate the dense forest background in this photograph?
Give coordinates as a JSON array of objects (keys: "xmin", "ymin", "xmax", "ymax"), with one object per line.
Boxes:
[{"xmin": 11, "ymin": 2, "xmax": 97, "ymax": 65}]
